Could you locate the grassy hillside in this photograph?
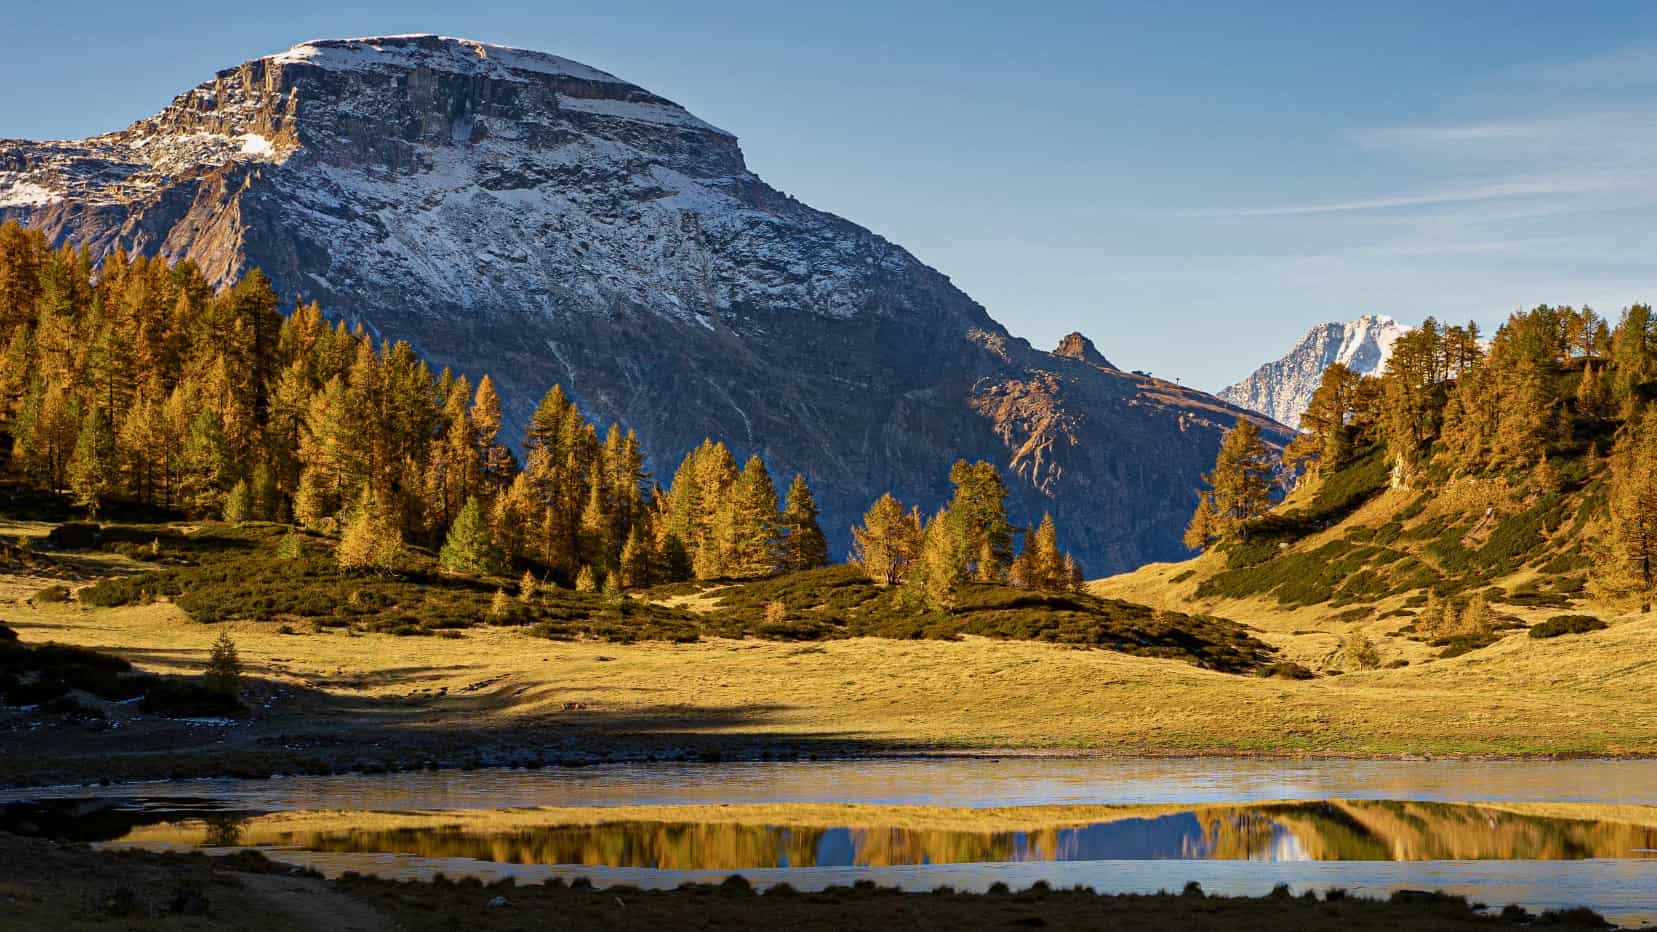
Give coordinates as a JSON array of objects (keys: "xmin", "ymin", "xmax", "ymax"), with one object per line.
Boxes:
[
  {"xmin": 14, "ymin": 516, "xmax": 1267, "ymax": 673},
  {"xmin": 1095, "ymin": 431, "xmax": 1637, "ymax": 672}
]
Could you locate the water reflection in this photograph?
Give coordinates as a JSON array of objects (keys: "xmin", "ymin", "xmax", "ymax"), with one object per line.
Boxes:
[{"xmin": 101, "ymin": 801, "xmax": 1657, "ymax": 869}]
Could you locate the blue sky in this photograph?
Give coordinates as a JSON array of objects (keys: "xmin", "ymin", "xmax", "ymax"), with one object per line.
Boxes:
[{"xmin": 6, "ymin": 1, "xmax": 1657, "ymax": 390}]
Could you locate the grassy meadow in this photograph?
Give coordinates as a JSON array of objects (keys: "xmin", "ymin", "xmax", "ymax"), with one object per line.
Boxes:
[{"xmin": 3, "ymin": 497, "xmax": 1656, "ymax": 787}]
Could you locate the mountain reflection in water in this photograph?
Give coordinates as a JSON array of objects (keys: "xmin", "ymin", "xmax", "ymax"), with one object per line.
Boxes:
[{"xmin": 111, "ymin": 801, "xmax": 1657, "ymax": 870}]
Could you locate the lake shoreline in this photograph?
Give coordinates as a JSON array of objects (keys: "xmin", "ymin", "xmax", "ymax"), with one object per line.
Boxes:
[{"xmin": 6, "ymin": 728, "xmax": 1657, "ymax": 793}]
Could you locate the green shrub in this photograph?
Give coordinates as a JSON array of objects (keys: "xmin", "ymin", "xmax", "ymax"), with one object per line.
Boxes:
[
  {"xmin": 44, "ymin": 522, "xmax": 101, "ymax": 549},
  {"xmin": 1436, "ymin": 633, "xmax": 1499, "ymax": 658},
  {"xmin": 33, "ymin": 584, "xmax": 71, "ymax": 603},
  {"xmin": 1256, "ymin": 661, "xmax": 1316, "ymax": 680},
  {"xmin": 140, "ymin": 678, "xmax": 246, "ymax": 718},
  {"xmin": 1529, "ymin": 615, "xmax": 1607, "ymax": 639}
]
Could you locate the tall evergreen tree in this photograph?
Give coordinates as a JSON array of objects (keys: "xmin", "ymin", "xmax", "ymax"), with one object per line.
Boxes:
[
  {"xmin": 910, "ymin": 509, "xmax": 966, "ymax": 611},
  {"xmin": 942, "ymin": 460, "xmax": 1013, "ymax": 580},
  {"xmin": 336, "ymin": 490, "xmax": 403, "ymax": 574},
  {"xmin": 1594, "ymin": 408, "xmax": 1657, "ymax": 613},
  {"xmin": 717, "ymin": 455, "xmax": 782, "ymax": 578},
  {"xmin": 779, "ymin": 474, "xmax": 829, "ymax": 571},
  {"xmin": 1184, "ymin": 418, "xmax": 1275, "ymax": 550},
  {"xmin": 66, "ymin": 405, "xmax": 115, "ymax": 516},
  {"xmin": 440, "ymin": 496, "xmax": 506, "ymax": 576},
  {"xmin": 851, "ymin": 493, "xmax": 923, "ymax": 585}
]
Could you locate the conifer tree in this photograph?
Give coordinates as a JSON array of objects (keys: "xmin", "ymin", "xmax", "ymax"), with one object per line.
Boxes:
[
  {"xmin": 1594, "ymin": 408, "xmax": 1657, "ymax": 612},
  {"xmin": 15, "ymin": 378, "xmax": 78, "ymax": 490},
  {"xmin": 910, "ymin": 509, "xmax": 966, "ymax": 611},
  {"xmin": 1283, "ymin": 362, "xmax": 1359, "ymax": 476},
  {"xmin": 579, "ymin": 473, "xmax": 613, "ymax": 572},
  {"xmin": 176, "ymin": 409, "xmax": 234, "ymax": 517},
  {"xmin": 1380, "ymin": 321, "xmax": 1449, "ymax": 485},
  {"xmin": 943, "ymin": 460, "xmax": 1013, "ymax": 580},
  {"xmin": 275, "ymin": 528, "xmax": 304, "ymax": 561},
  {"xmin": 717, "ymin": 455, "xmax": 782, "ymax": 578},
  {"xmin": 1063, "ymin": 554, "xmax": 1085, "ymax": 593},
  {"xmin": 292, "ymin": 466, "xmax": 333, "ymax": 532},
  {"xmin": 222, "ymin": 479, "xmax": 253, "ymax": 525},
  {"xmin": 688, "ymin": 440, "xmax": 739, "ymax": 578},
  {"xmin": 779, "ymin": 474, "xmax": 829, "ymax": 572},
  {"xmin": 619, "ymin": 524, "xmax": 654, "ymax": 588},
  {"xmin": 1458, "ymin": 593, "xmax": 1494, "ymax": 636},
  {"xmin": 440, "ymin": 496, "xmax": 505, "ymax": 576},
  {"xmin": 205, "ymin": 631, "xmax": 242, "ymax": 697},
  {"xmin": 336, "ymin": 490, "xmax": 403, "ymax": 574},
  {"xmin": 490, "ymin": 472, "xmax": 540, "ymax": 562},
  {"xmin": 1532, "ymin": 452, "xmax": 1561, "ymax": 495},
  {"xmin": 67, "ymin": 405, "xmax": 115, "ymax": 516},
  {"xmin": 1417, "ymin": 591, "xmax": 1448, "ymax": 640},
  {"xmin": 1341, "ymin": 632, "xmax": 1380, "ymax": 671},
  {"xmin": 851, "ymin": 493, "xmax": 923, "ymax": 585},
  {"xmin": 1184, "ymin": 418, "xmax": 1274, "ymax": 550},
  {"xmin": 471, "ymin": 375, "xmax": 515, "ymax": 492},
  {"xmin": 1577, "ymin": 362, "xmax": 1608, "ymax": 421},
  {"xmin": 1031, "ymin": 513, "xmax": 1065, "ymax": 587}
]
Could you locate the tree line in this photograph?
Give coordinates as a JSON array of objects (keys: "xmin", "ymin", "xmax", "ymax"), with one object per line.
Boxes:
[
  {"xmin": 1185, "ymin": 304, "xmax": 1657, "ymax": 612},
  {"xmin": 851, "ymin": 460, "xmax": 1085, "ymax": 609},
  {"xmin": 0, "ymin": 223, "xmax": 827, "ymax": 589},
  {"xmin": 0, "ymin": 222, "xmax": 1085, "ymax": 599}
]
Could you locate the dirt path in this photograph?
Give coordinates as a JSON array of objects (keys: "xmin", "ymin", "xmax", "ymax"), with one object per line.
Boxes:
[{"xmin": 240, "ymin": 873, "xmax": 400, "ymax": 932}]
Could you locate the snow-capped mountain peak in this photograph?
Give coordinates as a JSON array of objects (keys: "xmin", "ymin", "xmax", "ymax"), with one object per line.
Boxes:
[
  {"xmin": 0, "ymin": 35, "xmax": 1289, "ymax": 573},
  {"xmin": 1217, "ymin": 315, "xmax": 1411, "ymax": 428}
]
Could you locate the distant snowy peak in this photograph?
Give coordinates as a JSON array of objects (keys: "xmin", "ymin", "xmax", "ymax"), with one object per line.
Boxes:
[{"xmin": 1217, "ymin": 315, "xmax": 1410, "ymax": 428}]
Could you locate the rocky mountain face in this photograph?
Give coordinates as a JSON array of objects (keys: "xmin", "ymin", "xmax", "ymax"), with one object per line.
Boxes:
[
  {"xmin": 1217, "ymin": 315, "xmax": 1409, "ymax": 428},
  {"xmin": 0, "ymin": 35, "xmax": 1288, "ymax": 572}
]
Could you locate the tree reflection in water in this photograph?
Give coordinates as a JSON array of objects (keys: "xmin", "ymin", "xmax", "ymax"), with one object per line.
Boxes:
[{"xmin": 115, "ymin": 801, "xmax": 1657, "ymax": 870}]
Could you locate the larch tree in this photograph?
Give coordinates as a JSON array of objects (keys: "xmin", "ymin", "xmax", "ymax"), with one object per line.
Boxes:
[
  {"xmin": 851, "ymin": 493, "xmax": 923, "ymax": 586},
  {"xmin": 942, "ymin": 460, "xmax": 1014, "ymax": 581},
  {"xmin": 336, "ymin": 490, "xmax": 403, "ymax": 574},
  {"xmin": 1282, "ymin": 362, "xmax": 1359, "ymax": 476},
  {"xmin": 66, "ymin": 405, "xmax": 115, "ymax": 516},
  {"xmin": 471, "ymin": 375, "xmax": 516, "ymax": 493},
  {"xmin": 779, "ymin": 474, "xmax": 829, "ymax": 572},
  {"xmin": 1594, "ymin": 408, "xmax": 1657, "ymax": 613},
  {"xmin": 910, "ymin": 509, "xmax": 966, "ymax": 611},
  {"xmin": 717, "ymin": 455, "xmax": 782, "ymax": 578},
  {"xmin": 1184, "ymin": 417, "xmax": 1275, "ymax": 550}
]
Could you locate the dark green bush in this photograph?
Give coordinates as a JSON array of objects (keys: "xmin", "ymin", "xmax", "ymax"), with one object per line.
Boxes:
[
  {"xmin": 44, "ymin": 522, "xmax": 101, "ymax": 549},
  {"xmin": 140, "ymin": 679, "xmax": 245, "ymax": 718},
  {"xmin": 1256, "ymin": 661, "xmax": 1316, "ymax": 680},
  {"xmin": 1529, "ymin": 615, "xmax": 1607, "ymax": 639}
]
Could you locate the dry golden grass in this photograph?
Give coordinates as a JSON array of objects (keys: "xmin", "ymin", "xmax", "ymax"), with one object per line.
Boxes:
[{"xmin": 8, "ymin": 580, "xmax": 1657, "ymax": 756}]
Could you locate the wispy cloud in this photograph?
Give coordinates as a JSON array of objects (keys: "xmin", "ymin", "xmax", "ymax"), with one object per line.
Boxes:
[{"xmin": 1153, "ymin": 174, "xmax": 1619, "ymax": 219}]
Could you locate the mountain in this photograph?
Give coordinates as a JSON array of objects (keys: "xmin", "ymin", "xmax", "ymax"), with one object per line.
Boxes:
[
  {"xmin": 0, "ymin": 34, "xmax": 1288, "ymax": 572},
  {"xmin": 1217, "ymin": 315, "xmax": 1408, "ymax": 428}
]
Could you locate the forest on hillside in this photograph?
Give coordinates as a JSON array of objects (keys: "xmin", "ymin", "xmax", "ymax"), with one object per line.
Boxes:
[
  {"xmin": 1186, "ymin": 304, "xmax": 1657, "ymax": 615},
  {"xmin": 0, "ymin": 222, "xmax": 1082, "ymax": 604}
]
